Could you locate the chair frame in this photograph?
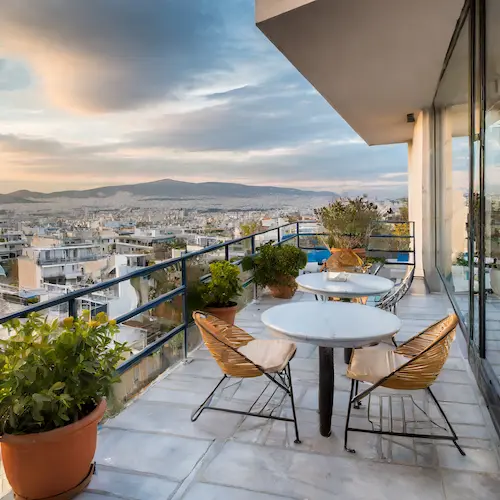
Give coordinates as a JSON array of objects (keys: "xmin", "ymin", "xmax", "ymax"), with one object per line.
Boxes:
[
  {"xmin": 344, "ymin": 316, "xmax": 465, "ymax": 456},
  {"xmin": 191, "ymin": 312, "xmax": 301, "ymax": 444},
  {"xmin": 376, "ymin": 265, "xmax": 415, "ymax": 314}
]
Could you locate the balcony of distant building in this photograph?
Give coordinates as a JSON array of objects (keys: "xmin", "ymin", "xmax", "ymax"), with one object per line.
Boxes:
[{"xmin": 0, "ymin": 231, "xmax": 27, "ymax": 260}]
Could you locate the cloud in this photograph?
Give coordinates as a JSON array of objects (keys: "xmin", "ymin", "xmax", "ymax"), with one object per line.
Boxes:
[
  {"xmin": 0, "ymin": 131, "xmax": 409, "ymax": 197},
  {"xmin": 0, "ymin": 0, "xmax": 410, "ymax": 197},
  {"xmin": 0, "ymin": 59, "xmax": 31, "ymax": 91},
  {"xmin": 0, "ymin": 0, "xmax": 250, "ymax": 113},
  {"xmin": 127, "ymin": 76, "xmax": 363, "ymax": 152}
]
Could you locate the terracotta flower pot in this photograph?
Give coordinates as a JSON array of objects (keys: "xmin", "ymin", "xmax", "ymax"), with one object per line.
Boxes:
[
  {"xmin": 268, "ymin": 275, "xmax": 297, "ymax": 299},
  {"xmin": 1, "ymin": 399, "xmax": 106, "ymax": 500},
  {"xmin": 204, "ymin": 302, "xmax": 238, "ymax": 325},
  {"xmin": 328, "ymin": 248, "xmax": 364, "ymax": 270},
  {"xmin": 352, "ymin": 248, "xmax": 366, "ymax": 259}
]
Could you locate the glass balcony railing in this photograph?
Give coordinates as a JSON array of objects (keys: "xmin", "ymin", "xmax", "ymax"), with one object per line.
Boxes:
[
  {"xmin": 0, "ymin": 220, "xmax": 413, "ymax": 410},
  {"xmin": 37, "ymin": 254, "xmax": 103, "ymax": 265}
]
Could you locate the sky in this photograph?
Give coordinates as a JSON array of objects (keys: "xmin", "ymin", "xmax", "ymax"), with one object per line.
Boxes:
[{"xmin": 0, "ymin": 0, "xmax": 409, "ymax": 197}]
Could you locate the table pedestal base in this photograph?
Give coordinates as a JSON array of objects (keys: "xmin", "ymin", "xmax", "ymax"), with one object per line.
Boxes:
[{"xmin": 318, "ymin": 346, "xmax": 334, "ymax": 437}]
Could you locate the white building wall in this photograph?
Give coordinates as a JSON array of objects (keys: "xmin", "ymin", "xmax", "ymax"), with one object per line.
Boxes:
[{"xmin": 408, "ymin": 109, "xmax": 442, "ymax": 291}]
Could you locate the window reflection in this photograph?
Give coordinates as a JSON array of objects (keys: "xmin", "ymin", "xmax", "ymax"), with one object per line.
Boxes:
[
  {"xmin": 434, "ymin": 13, "xmax": 471, "ymax": 325},
  {"xmin": 485, "ymin": 0, "xmax": 500, "ymax": 380}
]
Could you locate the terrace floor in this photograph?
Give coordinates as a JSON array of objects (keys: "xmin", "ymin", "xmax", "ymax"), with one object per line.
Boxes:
[{"xmin": 2, "ymin": 279, "xmax": 500, "ymax": 499}]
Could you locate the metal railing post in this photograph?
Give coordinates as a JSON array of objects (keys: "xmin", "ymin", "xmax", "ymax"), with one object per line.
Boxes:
[
  {"xmin": 181, "ymin": 258, "xmax": 188, "ymax": 360},
  {"xmin": 277, "ymin": 226, "xmax": 281, "ymax": 244},
  {"xmin": 225, "ymin": 244, "xmax": 230, "ymax": 261},
  {"xmin": 251, "ymin": 235, "xmax": 257, "ymax": 301},
  {"xmin": 296, "ymin": 221, "xmax": 300, "ymax": 248},
  {"xmin": 68, "ymin": 298, "xmax": 77, "ymax": 318}
]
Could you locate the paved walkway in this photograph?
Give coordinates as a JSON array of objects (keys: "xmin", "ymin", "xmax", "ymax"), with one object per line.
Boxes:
[{"xmin": 2, "ymin": 280, "xmax": 500, "ymax": 499}]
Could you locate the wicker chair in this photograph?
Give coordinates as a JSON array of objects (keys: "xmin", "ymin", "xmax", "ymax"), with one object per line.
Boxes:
[
  {"xmin": 344, "ymin": 314, "xmax": 465, "ymax": 455},
  {"xmin": 376, "ymin": 265, "xmax": 415, "ymax": 314},
  {"xmin": 191, "ymin": 311, "xmax": 301, "ymax": 443}
]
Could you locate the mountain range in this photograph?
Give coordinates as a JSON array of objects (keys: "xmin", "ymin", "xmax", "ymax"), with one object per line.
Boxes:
[{"xmin": 0, "ymin": 179, "xmax": 338, "ymax": 204}]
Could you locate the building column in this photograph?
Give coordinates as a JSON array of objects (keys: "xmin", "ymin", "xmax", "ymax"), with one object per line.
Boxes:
[{"xmin": 408, "ymin": 110, "xmax": 442, "ymax": 291}]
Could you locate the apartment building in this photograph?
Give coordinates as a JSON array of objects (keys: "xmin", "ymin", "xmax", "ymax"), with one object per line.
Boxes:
[{"xmin": 0, "ymin": 231, "xmax": 27, "ymax": 261}]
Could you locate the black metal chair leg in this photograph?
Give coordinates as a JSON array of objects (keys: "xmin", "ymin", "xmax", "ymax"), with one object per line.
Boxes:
[
  {"xmin": 353, "ymin": 380, "xmax": 361, "ymax": 409},
  {"xmin": 286, "ymin": 364, "xmax": 301, "ymax": 444},
  {"xmin": 344, "ymin": 379, "xmax": 356, "ymax": 453},
  {"xmin": 191, "ymin": 375, "xmax": 227, "ymax": 422},
  {"xmin": 427, "ymin": 387, "xmax": 466, "ymax": 456}
]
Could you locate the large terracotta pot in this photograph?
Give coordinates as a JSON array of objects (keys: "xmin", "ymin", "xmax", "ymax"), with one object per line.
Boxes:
[
  {"xmin": 352, "ymin": 248, "xmax": 366, "ymax": 259},
  {"xmin": 327, "ymin": 248, "xmax": 364, "ymax": 271},
  {"xmin": 205, "ymin": 302, "xmax": 238, "ymax": 325},
  {"xmin": 268, "ymin": 275, "xmax": 297, "ymax": 299},
  {"xmin": 1, "ymin": 400, "xmax": 106, "ymax": 500}
]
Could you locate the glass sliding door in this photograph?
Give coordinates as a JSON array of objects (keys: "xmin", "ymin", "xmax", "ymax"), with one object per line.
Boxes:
[
  {"xmin": 434, "ymin": 10, "xmax": 472, "ymax": 326},
  {"xmin": 484, "ymin": 0, "xmax": 500, "ymax": 383}
]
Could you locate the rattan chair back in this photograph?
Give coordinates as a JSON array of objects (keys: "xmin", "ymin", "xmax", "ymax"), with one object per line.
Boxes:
[
  {"xmin": 382, "ymin": 314, "xmax": 458, "ymax": 390},
  {"xmin": 193, "ymin": 311, "xmax": 262, "ymax": 378}
]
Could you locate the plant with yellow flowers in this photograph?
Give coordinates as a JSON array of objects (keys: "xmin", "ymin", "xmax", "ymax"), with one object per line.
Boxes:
[{"xmin": 0, "ymin": 311, "xmax": 130, "ymax": 435}]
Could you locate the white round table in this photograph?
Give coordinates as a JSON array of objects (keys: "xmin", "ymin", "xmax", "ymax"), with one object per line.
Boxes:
[
  {"xmin": 261, "ymin": 301, "xmax": 402, "ymax": 437},
  {"xmin": 296, "ymin": 272, "xmax": 394, "ymax": 299},
  {"xmin": 296, "ymin": 272, "xmax": 395, "ymax": 364}
]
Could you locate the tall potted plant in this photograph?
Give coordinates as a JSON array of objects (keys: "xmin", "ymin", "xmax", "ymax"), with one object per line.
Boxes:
[
  {"xmin": 243, "ymin": 244, "xmax": 307, "ymax": 299},
  {"xmin": 201, "ymin": 260, "xmax": 242, "ymax": 325},
  {"xmin": 0, "ymin": 312, "xmax": 129, "ymax": 500},
  {"xmin": 314, "ymin": 196, "xmax": 380, "ymax": 265}
]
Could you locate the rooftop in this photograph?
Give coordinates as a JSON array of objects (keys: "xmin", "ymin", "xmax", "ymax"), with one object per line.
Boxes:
[{"xmin": 2, "ymin": 279, "xmax": 497, "ymax": 500}]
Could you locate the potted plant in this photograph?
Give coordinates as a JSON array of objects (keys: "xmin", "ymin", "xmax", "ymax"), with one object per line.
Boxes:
[
  {"xmin": 201, "ymin": 260, "xmax": 242, "ymax": 325},
  {"xmin": 314, "ymin": 196, "xmax": 380, "ymax": 263},
  {"xmin": 243, "ymin": 243, "xmax": 307, "ymax": 299},
  {"xmin": 0, "ymin": 311, "xmax": 129, "ymax": 500}
]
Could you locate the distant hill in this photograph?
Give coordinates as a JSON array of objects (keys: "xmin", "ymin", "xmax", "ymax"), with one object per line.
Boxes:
[{"xmin": 0, "ymin": 179, "xmax": 338, "ymax": 204}]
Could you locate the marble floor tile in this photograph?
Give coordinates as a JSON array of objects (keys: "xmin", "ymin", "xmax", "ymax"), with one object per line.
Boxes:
[
  {"xmin": 441, "ymin": 470, "xmax": 500, "ymax": 499},
  {"xmin": 201, "ymin": 441, "xmax": 446, "ymax": 500}
]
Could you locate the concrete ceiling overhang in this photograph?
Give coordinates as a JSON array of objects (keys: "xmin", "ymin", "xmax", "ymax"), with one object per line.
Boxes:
[{"xmin": 256, "ymin": 0, "xmax": 465, "ymax": 146}]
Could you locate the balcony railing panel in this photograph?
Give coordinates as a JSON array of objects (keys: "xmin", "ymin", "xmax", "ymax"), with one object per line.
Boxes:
[{"xmin": 0, "ymin": 220, "xmax": 414, "ymax": 408}]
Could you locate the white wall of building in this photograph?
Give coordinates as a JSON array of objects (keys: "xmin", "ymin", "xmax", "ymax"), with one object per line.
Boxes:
[{"xmin": 408, "ymin": 110, "xmax": 442, "ymax": 291}]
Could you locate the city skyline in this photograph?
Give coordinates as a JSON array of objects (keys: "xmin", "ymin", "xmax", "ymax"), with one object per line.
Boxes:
[{"xmin": 0, "ymin": 0, "xmax": 408, "ymax": 196}]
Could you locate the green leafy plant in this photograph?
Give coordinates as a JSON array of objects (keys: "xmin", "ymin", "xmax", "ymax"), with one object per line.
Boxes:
[
  {"xmin": 454, "ymin": 253, "xmax": 468, "ymax": 267},
  {"xmin": 240, "ymin": 220, "xmax": 262, "ymax": 236},
  {"xmin": 314, "ymin": 196, "xmax": 381, "ymax": 249},
  {"xmin": 243, "ymin": 243, "xmax": 307, "ymax": 287},
  {"xmin": 0, "ymin": 312, "xmax": 130, "ymax": 435},
  {"xmin": 201, "ymin": 260, "xmax": 242, "ymax": 307}
]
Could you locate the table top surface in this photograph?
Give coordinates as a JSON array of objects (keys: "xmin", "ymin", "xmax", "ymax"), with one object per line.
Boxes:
[
  {"xmin": 261, "ymin": 301, "xmax": 402, "ymax": 348},
  {"xmin": 296, "ymin": 272, "xmax": 394, "ymax": 298}
]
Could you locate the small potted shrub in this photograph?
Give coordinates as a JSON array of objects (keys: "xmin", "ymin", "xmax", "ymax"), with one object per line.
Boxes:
[
  {"xmin": 244, "ymin": 243, "xmax": 307, "ymax": 299},
  {"xmin": 314, "ymin": 196, "xmax": 380, "ymax": 262},
  {"xmin": 201, "ymin": 260, "xmax": 242, "ymax": 325},
  {"xmin": 0, "ymin": 312, "xmax": 129, "ymax": 500}
]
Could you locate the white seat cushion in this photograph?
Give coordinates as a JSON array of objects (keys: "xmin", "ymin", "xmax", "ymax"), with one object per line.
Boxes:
[
  {"xmin": 347, "ymin": 344, "xmax": 409, "ymax": 384},
  {"xmin": 238, "ymin": 339, "xmax": 296, "ymax": 373}
]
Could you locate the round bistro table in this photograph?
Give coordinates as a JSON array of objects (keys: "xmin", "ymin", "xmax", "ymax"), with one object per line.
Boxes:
[
  {"xmin": 296, "ymin": 272, "xmax": 395, "ymax": 362},
  {"xmin": 261, "ymin": 301, "xmax": 402, "ymax": 437}
]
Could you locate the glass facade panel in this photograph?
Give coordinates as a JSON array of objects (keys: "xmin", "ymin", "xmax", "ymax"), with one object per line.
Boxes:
[
  {"xmin": 434, "ymin": 13, "xmax": 471, "ymax": 325},
  {"xmin": 484, "ymin": 0, "xmax": 500, "ymax": 381}
]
